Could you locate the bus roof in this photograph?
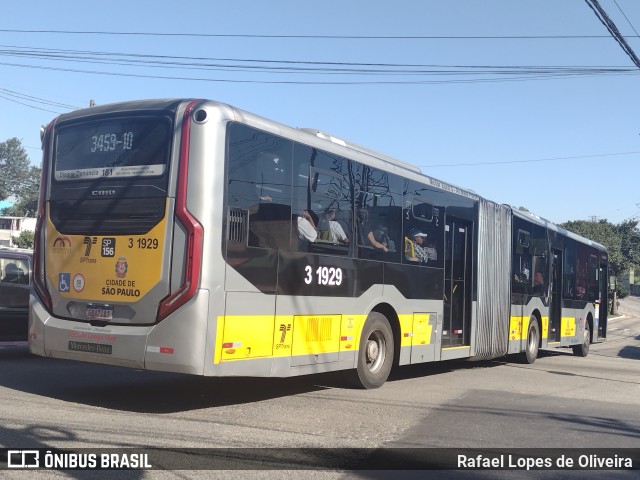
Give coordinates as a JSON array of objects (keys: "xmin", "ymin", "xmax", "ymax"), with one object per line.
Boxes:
[
  {"xmin": 53, "ymin": 99, "xmax": 187, "ymax": 122},
  {"xmin": 510, "ymin": 207, "xmax": 607, "ymax": 251}
]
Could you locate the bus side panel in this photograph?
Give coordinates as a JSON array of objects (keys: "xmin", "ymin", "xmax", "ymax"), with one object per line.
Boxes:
[
  {"xmin": 30, "ymin": 296, "xmax": 147, "ymax": 369},
  {"xmin": 220, "ymin": 291, "xmax": 276, "ymax": 363},
  {"xmin": 558, "ymin": 303, "xmax": 594, "ymax": 347},
  {"xmin": 144, "ymin": 289, "xmax": 209, "ymax": 375},
  {"xmin": 507, "ymin": 297, "xmax": 548, "ymax": 354}
]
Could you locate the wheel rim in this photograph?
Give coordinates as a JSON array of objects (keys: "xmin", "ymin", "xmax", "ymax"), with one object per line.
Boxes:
[
  {"xmin": 365, "ymin": 330, "xmax": 386, "ymax": 373},
  {"xmin": 528, "ymin": 324, "xmax": 538, "ymax": 354},
  {"xmin": 584, "ymin": 324, "xmax": 590, "ymax": 350}
]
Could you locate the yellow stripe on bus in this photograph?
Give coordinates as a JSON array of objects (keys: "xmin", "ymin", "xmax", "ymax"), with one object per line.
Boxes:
[
  {"xmin": 214, "ymin": 312, "xmax": 437, "ymax": 364},
  {"xmin": 561, "ymin": 317, "xmax": 576, "ymax": 337},
  {"xmin": 509, "ymin": 316, "xmax": 550, "ymax": 341}
]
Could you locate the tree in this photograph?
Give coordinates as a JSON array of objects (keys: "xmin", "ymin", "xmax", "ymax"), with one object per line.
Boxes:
[
  {"xmin": 11, "ymin": 230, "xmax": 34, "ymax": 249},
  {"xmin": 615, "ymin": 220, "xmax": 640, "ymax": 271},
  {"xmin": 0, "ymin": 138, "xmax": 41, "ymax": 217}
]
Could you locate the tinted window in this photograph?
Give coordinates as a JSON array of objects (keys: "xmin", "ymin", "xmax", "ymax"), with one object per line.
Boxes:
[
  {"xmin": 511, "ymin": 223, "xmax": 548, "ymax": 297},
  {"xmin": 531, "ymin": 224, "xmax": 548, "ymax": 296},
  {"xmin": 355, "ymin": 166, "xmax": 402, "ymax": 263},
  {"xmin": 0, "ymin": 254, "xmax": 31, "ymax": 313},
  {"xmin": 226, "ymin": 123, "xmax": 293, "ymax": 250},
  {"xmin": 576, "ymin": 244, "xmax": 598, "ymax": 302},
  {"xmin": 55, "ymin": 117, "xmax": 171, "ymax": 182},
  {"xmin": 402, "ymin": 185, "xmax": 444, "ymax": 268},
  {"xmin": 293, "ymin": 145, "xmax": 352, "ymax": 256},
  {"xmin": 0, "ymin": 256, "xmax": 30, "ymax": 285},
  {"xmin": 563, "ymin": 241, "xmax": 577, "ymax": 299}
]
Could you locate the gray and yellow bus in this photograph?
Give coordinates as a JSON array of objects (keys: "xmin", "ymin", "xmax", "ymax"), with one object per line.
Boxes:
[{"xmin": 30, "ymin": 99, "xmax": 608, "ymax": 388}]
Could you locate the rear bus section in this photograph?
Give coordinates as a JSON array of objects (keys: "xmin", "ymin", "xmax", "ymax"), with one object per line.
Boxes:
[{"xmin": 29, "ymin": 99, "xmax": 211, "ymax": 373}]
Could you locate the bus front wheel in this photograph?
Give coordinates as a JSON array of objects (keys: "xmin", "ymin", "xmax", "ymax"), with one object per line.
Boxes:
[{"xmin": 351, "ymin": 312, "xmax": 394, "ymax": 389}]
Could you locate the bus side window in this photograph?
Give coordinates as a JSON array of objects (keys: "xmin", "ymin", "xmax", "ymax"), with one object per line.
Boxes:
[
  {"xmin": 563, "ymin": 243, "xmax": 577, "ymax": 299},
  {"xmin": 401, "ymin": 191, "xmax": 443, "ymax": 268},
  {"xmin": 293, "ymin": 144, "xmax": 352, "ymax": 256},
  {"xmin": 512, "ymin": 227, "xmax": 532, "ymax": 295},
  {"xmin": 226, "ymin": 123, "xmax": 293, "ymax": 251}
]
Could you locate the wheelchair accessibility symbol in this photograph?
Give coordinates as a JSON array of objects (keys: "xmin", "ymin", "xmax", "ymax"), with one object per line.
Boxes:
[{"xmin": 58, "ymin": 272, "xmax": 71, "ymax": 292}]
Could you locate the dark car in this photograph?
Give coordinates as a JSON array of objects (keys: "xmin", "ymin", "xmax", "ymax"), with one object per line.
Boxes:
[{"xmin": 0, "ymin": 248, "xmax": 32, "ymax": 344}]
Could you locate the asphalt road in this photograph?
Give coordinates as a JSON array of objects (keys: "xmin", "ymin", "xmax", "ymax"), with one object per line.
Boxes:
[{"xmin": 1, "ymin": 298, "xmax": 639, "ymax": 479}]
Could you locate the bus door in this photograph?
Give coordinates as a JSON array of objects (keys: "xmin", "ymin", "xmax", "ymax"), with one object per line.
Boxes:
[
  {"xmin": 442, "ymin": 218, "xmax": 472, "ymax": 347},
  {"xmin": 596, "ymin": 262, "xmax": 608, "ymax": 340},
  {"xmin": 548, "ymin": 249, "xmax": 562, "ymax": 342}
]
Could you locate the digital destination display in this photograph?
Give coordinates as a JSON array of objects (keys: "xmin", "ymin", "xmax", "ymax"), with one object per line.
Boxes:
[{"xmin": 55, "ymin": 116, "xmax": 171, "ymax": 181}]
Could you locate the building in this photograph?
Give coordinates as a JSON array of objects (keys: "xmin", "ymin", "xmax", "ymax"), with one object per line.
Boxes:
[{"xmin": 0, "ymin": 216, "xmax": 36, "ymax": 247}]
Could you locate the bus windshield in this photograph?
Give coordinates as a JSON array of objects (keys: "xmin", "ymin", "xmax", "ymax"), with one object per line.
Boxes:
[{"xmin": 54, "ymin": 116, "xmax": 171, "ymax": 182}]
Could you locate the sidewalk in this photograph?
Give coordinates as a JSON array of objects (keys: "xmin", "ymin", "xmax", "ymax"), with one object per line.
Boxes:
[{"xmin": 614, "ymin": 295, "xmax": 640, "ymax": 320}]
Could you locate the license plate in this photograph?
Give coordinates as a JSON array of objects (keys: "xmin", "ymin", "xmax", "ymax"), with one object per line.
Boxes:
[{"xmin": 86, "ymin": 304, "xmax": 113, "ymax": 321}]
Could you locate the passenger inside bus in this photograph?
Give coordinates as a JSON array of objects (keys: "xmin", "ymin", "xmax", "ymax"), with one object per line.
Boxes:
[
  {"xmin": 372, "ymin": 224, "xmax": 394, "ymax": 251},
  {"xmin": 404, "ymin": 228, "xmax": 434, "ymax": 264},
  {"xmin": 514, "ymin": 261, "xmax": 530, "ymax": 283},
  {"xmin": 318, "ymin": 209, "xmax": 349, "ymax": 244},
  {"xmin": 357, "ymin": 208, "xmax": 389, "ymax": 253},
  {"xmin": 297, "ymin": 209, "xmax": 318, "ymax": 243},
  {"xmin": 533, "ymin": 272, "xmax": 546, "ymax": 295}
]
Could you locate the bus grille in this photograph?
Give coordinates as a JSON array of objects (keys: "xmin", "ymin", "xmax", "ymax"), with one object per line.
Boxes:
[
  {"xmin": 227, "ymin": 208, "xmax": 248, "ymax": 243},
  {"xmin": 50, "ymin": 198, "xmax": 166, "ymax": 235},
  {"xmin": 305, "ymin": 316, "xmax": 333, "ymax": 342}
]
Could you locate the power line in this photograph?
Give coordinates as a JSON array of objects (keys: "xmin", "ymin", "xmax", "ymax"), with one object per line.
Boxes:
[
  {"xmin": 0, "ymin": 44, "xmax": 638, "ymax": 85},
  {"xmin": 0, "ymin": 92, "xmax": 65, "ymax": 114},
  {"xmin": 0, "ymin": 44, "xmax": 632, "ymax": 72},
  {"xmin": 613, "ymin": 0, "xmax": 640, "ymax": 38},
  {"xmin": 584, "ymin": 0, "xmax": 640, "ymax": 69},
  {"xmin": 0, "ymin": 87, "xmax": 80, "ymax": 109},
  {"xmin": 2, "ymin": 60, "xmax": 636, "ymax": 86},
  {"xmin": 0, "ymin": 29, "xmax": 636, "ymax": 40},
  {"xmin": 0, "ymin": 86, "xmax": 83, "ymax": 115}
]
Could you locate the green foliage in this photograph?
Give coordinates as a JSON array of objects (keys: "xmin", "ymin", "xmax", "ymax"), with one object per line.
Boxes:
[
  {"xmin": 617, "ymin": 282, "xmax": 628, "ymax": 299},
  {"xmin": 616, "ymin": 220, "xmax": 640, "ymax": 269},
  {"xmin": 11, "ymin": 230, "xmax": 34, "ymax": 249},
  {"xmin": 0, "ymin": 138, "xmax": 30, "ymax": 200},
  {"xmin": 0, "ymin": 138, "xmax": 41, "ymax": 216}
]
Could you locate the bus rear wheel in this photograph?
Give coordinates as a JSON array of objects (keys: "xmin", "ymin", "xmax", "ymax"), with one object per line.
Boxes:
[
  {"xmin": 351, "ymin": 312, "xmax": 394, "ymax": 389},
  {"xmin": 520, "ymin": 316, "xmax": 540, "ymax": 364},
  {"xmin": 572, "ymin": 320, "xmax": 590, "ymax": 357}
]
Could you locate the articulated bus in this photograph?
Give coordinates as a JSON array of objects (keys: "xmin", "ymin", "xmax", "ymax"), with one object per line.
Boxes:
[{"xmin": 29, "ymin": 99, "xmax": 608, "ymax": 388}]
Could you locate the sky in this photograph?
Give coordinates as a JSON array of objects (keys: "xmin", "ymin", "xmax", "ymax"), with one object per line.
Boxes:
[{"xmin": 2, "ymin": 0, "xmax": 640, "ymax": 225}]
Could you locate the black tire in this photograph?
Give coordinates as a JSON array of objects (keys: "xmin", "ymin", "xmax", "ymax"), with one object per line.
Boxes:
[
  {"xmin": 572, "ymin": 319, "xmax": 590, "ymax": 357},
  {"xmin": 351, "ymin": 312, "xmax": 394, "ymax": 389},
  {"xmin": 520, "ymin": 316, "xmax": 540, "ymax": 364}
]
